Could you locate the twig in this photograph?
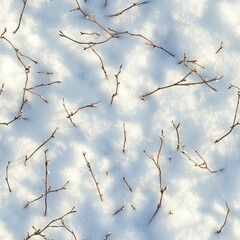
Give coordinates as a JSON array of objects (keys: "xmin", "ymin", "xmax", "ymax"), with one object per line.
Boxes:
[
  {"xmin": 104, "ymin": 0, "xmax": 108, "ymax": 7},
  {"xmin": 123, "ymin": 177, "xmax": 132, "ymax": 192},
  {"xmin": 0, "ymin": 113, "xmax": 24, "ymax": 126},
  {"xmin": 110, "ymin": 65, "xmax": 122, "ymax": 104},
  {"xmin": 80, "ymin": 31, "xmax": 100, "ymax": 36},
  {"xmin": 25, "ymin": 207, "xmax": 76, "ymax": 240},
  {"xmin": 144, "ymin": 130, "xmax": 167, "ymax": 223},
  {"xmin": 172, "ymin": 121, "xmax": 181, "ymax": 150},
  {"xmin": 5, "ymin": 161, "xmax": 12, "ymax": 192},
  {"xmin": 24, "ymin": 128, "xmax": 58, "ymax": 165},
  {"xmin": 104, "ymin": 233, "xmax": 112, "ymax": 240},
  {"xmin": 215, "ymin": 90, "xmax": 240, "ymax": 143},
  {"xmin": 122, "ymin": 123, "xmax": 127, "ymax": 153},
  {"xmin": 60, "ymin": 219, "xmax": 78, "ymax": 240},
  {"xmin": 216, "ymin": 42, "xmax": 223, "ymax": 54},
  {"xmin": 216, "ymin": 202, "xmax": 230, "ymax": 234},
  {"xmin": 83, "ymin": 152, "xmax": 103, "ymax": 201},
  {"xmin": 109, "ymin": 1, "xmax": 150, "ymax": 17},
  {"xmin": 70, "ymin": 0, "xmax": 87, "ymax": 17},
  {"xmin": 37, "ymin": 71, "xmax": 53, "ymax": 75},
  {"xmin": 13, "ymin": 0, "xmax": 28, "ymax": 34},
  {"xmin": 113, "ymin": 205, "xmax": 125, "ymax": 215},
  {"xmin": 63, "ymin": 99, "xmax": 101, "ymax": 127},
  {"xmin": 0, "ymin": 83, "xmax": 4, "ymax": 96},
  {"xmin": 91, "ymin": 48, "xmax": 108, "ymax": 79},
  {"xmin": 44, "ymin": 149, "xmax": 49, "ymax": 216}
]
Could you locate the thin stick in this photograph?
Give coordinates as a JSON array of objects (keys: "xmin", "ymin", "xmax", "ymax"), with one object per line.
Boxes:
[
  {"xmin": 91, "ymin": 48, "xmax": 108, "ymax": 79},
  {"xmin": 113, "ymin": 205, "xmax": 125, "ymax": 215},
  {"xmin": 216, "ymin": 42, "xmax": 223, "ymax": 54},
  {"xmin": 44, "ymin": 149, "xmax": 49, "ymax": 216},
  {"xmin": 60, "ymin": 219, "xmax": 78, "ymax": 240},
  {"xmin": 83, "ymin": 152, "xmax": 103, "ymax": 201},
  {"xmin": 122, "ymin": 123, "xmax": 127, "ymax": 153},
  {"xmin": 123, "ymin": 177, "xmax": 132, "ymax": 192},
  {"xmin": 5, "ymin": 161, "xmax": 12, "ymax": 192},
  {"xmin": 0, "ymin": 83, "xmax": 4, "ymax": 96},
  {"xmin": 13, "ymin": 0, "xmax": 28, "ymax": 34},
  {"xmin": 172, "ymin": 121, "xmax": 181, "ymax": 150},
  {"xmin": 109, "ymin": 1, "xmax": 150, "ymax": 17},
  {"xmin": 0, "ymin": 113, "xmax": 24, "ymax": 126},
  {"xmin": 24, "ymin": 128, "xmax": 58, "ymax": 165},
  {"xmin": 216, "ymin": 202, "xmax": 230, "ymax": 234},
  {"xmin": 110, "ymin": 65, "xmax": 122, "ymax": 104},
  {"xmin": 70, "ymin": 0, "xmax": 87, "ymax": 17}
]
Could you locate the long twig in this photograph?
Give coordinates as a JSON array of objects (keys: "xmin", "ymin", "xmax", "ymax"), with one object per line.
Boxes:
[
  {"xmin": 122, "ymin": 123, "xmax": 127, "ymax": 153},
  {"xmin": 83, "ymin": 152, "xmax": 103, "ymax": 201},
  {"xmin": 216, "ymin": 202, "xmax": 230, "ymax": 234},
  {"xmin": 24, "ymin": 128, "xmax": 58, "ymax": 165},
  {"xmin": 91, "ymin": 48, "xmax": 108, "ymax": 79},
  {"xmin": 109, "ymin": 1, "xmax": 150, "ymax": 17},
  {"xmin": 5, "ymin": 161, "xmax": 12, "ymax": 192},
  {"xmin": 13, "ymin": 0, "xmax": 28, "ymax": 34},
  {"xmin": 110, "ymin": 65, "xmax": 122, "ymax": 104},
  {"xmin": 123, "ymin": 177, "xmax": 132, "ymax": 192}
]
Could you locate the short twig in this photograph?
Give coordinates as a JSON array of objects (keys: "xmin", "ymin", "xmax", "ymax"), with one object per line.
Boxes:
[
  {"xmin": 24, "ymin": 128, "xmax": 58, "ymax": 165},
  {"xmin": 216, "ymin": 202, "xmax": 230, "ymax": 234},
  {"xmin": 122, "ymin": 123, "xmax": 127, "ymax": 153},
  {"xmin": 113, "ymin": 205, "xmax": 125, "ymax": 215},
  {"xmin": 83, "ymin": 152, "xmax": 103, "ymax": 201},
  {"xmin": 123, "ymin": 177, "xmax": 132, "ymax": 192},
  {"xmin": 216, "ymin": 42, "xmax": 223, "ymax": 54},
  {"xmin": 172, "ymin": 121, "xmax": 181, "ymax": 150},
  {"xmin": 5, "ymin": 161, "xmax": 12, "ymax": 192},
  {"xmin": 0, "ymin": 83, "xmax": 4, "ymax": 96},
  {"xmin": 104, "ymin": 233, "xmax": 112, "ymax": 240},
  {"xmin": 110, "ymin": 65, "xmax": 122, "ymax": 104}
]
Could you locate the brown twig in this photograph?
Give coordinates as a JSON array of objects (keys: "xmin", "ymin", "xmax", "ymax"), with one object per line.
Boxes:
[
  {"xmin": 24, "ymin": 128, "xmax": 58, "ymax": 165},
  {"xmin": 144, "ymin": 130, "xmax": 167, "ymax": 223},
  {"xmin": 113, "ymin": 205, "xmax": 125, "ymax": 215},
  {"xmin": 216, "ymin": 202, "xmax": 230, "ymax": 234},
  {"xmin": 25, "ymin": 207, "xmax": 76, "ymax": 240},
  {"xmin": 70, "ymin": 0, "xmax": 87, "ymax": 17},
  {"xmin": 110, "ymin": 65, "xmax": 122, "ymax": 104},
  {"xmin": 109, "ymin": 1, "xmax": 150, "ymax": 17},
  {"xmin": 80, "ymin": 31, "xmax": 100, "ymax": 36},
  {"xmin": 215, "ymin": 90, "xmax": 240, "ymax": 143},
  {"xmin": 13, "ymin": 0, "xmax": 28, "ymax": 34},
  {"xmin": 172, "ymin": 121, "xmax": 181, "ymax": 150},
  {"xmin": 181, "ymin": 148, "xmax": 218, "ymax": 173},
  {"xmin": 44, "ymin": 149, "xmax": 49, "ymax": 216},
  {"xmin": 0, "ymin": 113, "xmax": 24, "ymax": 126},
  {"xmin": 59, "ymin": 219, "xmax": 78, "ymax": 240},
  {"xmin": 216, "ymin": 42, "xmax": 223, "ymax": 54},
  {"xmin": 123, "ymin": 177, "xmax": 132, "ymax": 192},
  {"xmin": 83, "ymin": 152, "xmax": 103, "ymax": 201},
  {"xmin": 5, "ymin": 161, "xmax": 12, "ymax": 192},
  {"xmin": 122, "ymin": 123, "xmax": 127, "ymax": 153},
  {"xmin": 63, "ymin": 99, "xmax": 101, "ymax": 127},
  {"xmin": 91, "ymin": 48, "xmax": 108, "ymax": 79}
]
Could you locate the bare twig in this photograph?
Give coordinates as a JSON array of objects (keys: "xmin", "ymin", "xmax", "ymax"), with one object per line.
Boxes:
[
  {"xmin": 25, "ymin": 207, "xmax": 76, "ymax": 240},
  {"xmin": 5, "ymin": 161, "xmax": 12, "ymax": 192},
  {"xmin": 110, "ymin": 65, "xmax": 122, "ymax": 104},
  {"xmin": 37, "ymin": 71, "xmax": 54, "ymax": 75},
  {"xmin": 123, "ymin": 177, "xmax": 132, "ymax": 192},
  {"xmin": 113, "ymin": 205, "xmax": 125, "ymax": 215},
  {"xmin": 0, "ymin": 83, "xmax": 4, "ymax": 96},
  {"xmin": 216, "ymin": 202, "xmax": 230, "ymax": 234},
  {"xmin": 172, "ymin": 121, "xmax": 181, "ymax": 150},
  {"xmin": 91, "ymin": 48, "xmax": 108, "ymax": 79},
  {"xmin": 44, "ymin": 149, "xmax": 49, "ymax": 216},
  {"xmin": 122, "ymin": 123, "xmax": 127, "ymax": 153},
  {"xmin": 60, "ymin": 219, "xmax": 78, "ymax": 240},
  {"xmin": 24, "ymin": 128, "xmax": 58, "ymax": 165},
  {"xmin": 83, "ymin": 152, "xmax": 103, "ymax": 201},
  {"xmin": 104, "ymin": 233, "xmax": 112, "ymax": 240},
  {"xmin": 80, "ymin": 31, "xmax": 100, "ymax": 36},
  {"xmin": 70, "ymin": 0, "xmax": 87, "ymax": 17},
  {"xmin": 144, "ymin": 130, "xmax": 167, "ymax": 223},
  {"xmin": 109, "ymin": 1, "xmax": 150, "ymax": 17},
  {"xmin": 13, "ymin": 0, "xmax": 28, "ymax": 34},
  {"xmin": 0, "ymin": 113, "xmax": 24, "ymax": 126},
  {"xmin": 215, "ymin": 90, "xmax": 240, "ymax": 143},
  {"xmin": 63, "ymin": 99, "xmax": 101, "ymax": 127},
  {"xmin": 216, "ymin": 42, "xmax": 223, "ymax": 54}
]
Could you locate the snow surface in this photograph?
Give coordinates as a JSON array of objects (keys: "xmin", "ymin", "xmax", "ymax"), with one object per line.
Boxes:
[{"xmin": 0, "ymin": 0, "xmax": 240, "ymax": 239}]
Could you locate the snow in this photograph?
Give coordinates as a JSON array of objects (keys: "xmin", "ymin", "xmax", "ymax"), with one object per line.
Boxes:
[{"xmin": 0, "ymin": 0, "xmax": 240, "ymax": 239}]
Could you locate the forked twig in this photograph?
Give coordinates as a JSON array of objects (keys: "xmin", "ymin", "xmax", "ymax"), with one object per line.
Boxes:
[
  {"xmin": 109, "ymin": 1, "xmax": 150, "ymax": 17},
  {"xmin": 83, "ymin": 152, "xmax": 103, "ymax": 201},
  {"xmin": 24, "ymin": 128, "xmax": 58, "ymax": 165},
  {"xmin": 172, "ymin": 121, "xmax": 181, "ymax": 150},
  {"xmin": 216, "ymin": 202, "xmax": 230, "ymax": 234},
  {"xmin": 110, "ymin": 65, "xmax": 122, "ymax": 104}
]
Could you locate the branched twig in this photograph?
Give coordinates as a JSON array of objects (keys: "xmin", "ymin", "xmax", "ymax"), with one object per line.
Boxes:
[
  {"xmin": 83, "ymin": 152, "xmax": 103, "ymax": 201},
  {"xmin": 216, "ymin": 42, "xmax": 223, "ymax": 54},
  {"xmin": 25, "ymin": 207, "xmax": 76, "ymax": 240},
  {"xmin": 70, "ymin": 0, "xmax": 87, "ymax": 17},
  {"xmin": 110, "ymin": 65, "xmax": 122, "ymax": 104},
  {"xmin": 122, "ymin": 123, "xmax": 127, "ymax": 153},
  {"xmin": 13, "ymin": 0, "xmax": 28, "ymax": 34},
  {"xmin": 181, "ymin": 148, "xmax": 218, "ymax": 173},
  {"xmin": 109, "ymin": 1, "xmax": 150, "ymax": 17},
  {"xmin": 91, "ymin": 48, "xmax": 108, "ymax": 79},
  {"xmin": 59, "ymin": 219, "xmax": 78, "ymax": 240},
  {"xmin": 63, "ymin": 99, "xmax": 101, "ymax": 127},
  {"xmin": 216, "ymin": 202, "xmax": 230, "ymax": 234},
  {"xmin": 24, "ymin": 128, "xmax": 58, "ymax": 165},
  {"xmin": 215, "ymin": 90, "xmax": 240, "ymax": 143},
  {"xmin": 172, "ymin": 121, "xmax": 181, "ymax": 150},
  {"xmin": 123, "ymin": 177, "xmax": 132, "ymax": 192},
  {"xmin": 0, "ymin": 113, "xmax": 24, "ymax": 126},
  {"xmin": 113, "ymin": 205, "xmax": 125, "ymax": 215},
  {"xmin": 144, "ymin": 130, "xmax": 167, "ymax": 223},
  {"xmin": 5, "ymin": 161, "xmax": 12, "ymax": 192}
]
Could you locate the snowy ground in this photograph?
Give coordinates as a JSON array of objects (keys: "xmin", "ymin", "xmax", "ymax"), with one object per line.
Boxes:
[{"xmin": 0, "ymin": 0, "xmax": 240, "ymax": 239}]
